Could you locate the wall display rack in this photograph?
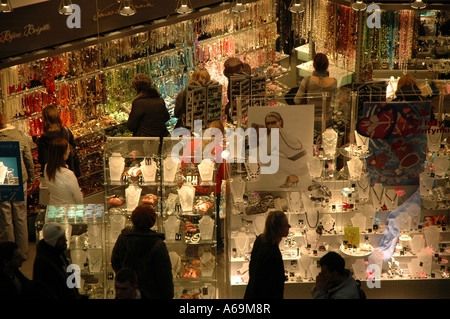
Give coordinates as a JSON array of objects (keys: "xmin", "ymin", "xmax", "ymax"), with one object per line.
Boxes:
[{"xmin": 0, "ymin": 0, "xmax": 279, "ymax": 208}]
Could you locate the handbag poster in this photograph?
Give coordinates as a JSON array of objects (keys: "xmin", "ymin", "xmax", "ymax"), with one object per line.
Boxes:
[
  {"xmin": 357, "ymin": 101, "xmax": 431, "ymax": 186},
  {"xmin": 246, "ymin": 105, "xmax": 314, "ymax": 191}
]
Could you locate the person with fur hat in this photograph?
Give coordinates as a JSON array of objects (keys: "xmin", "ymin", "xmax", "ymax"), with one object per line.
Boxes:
[
  {"xmin": 111, "ymin": 204, "xmax": 174, "ymax": 299},
  {"xmin": 33, "ymin": 222, "xmax": 82, "ymax": 299}
]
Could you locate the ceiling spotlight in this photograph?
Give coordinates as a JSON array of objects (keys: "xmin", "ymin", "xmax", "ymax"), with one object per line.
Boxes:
[
  {"xmin": 289, "ymin": 0, "xmax": 305, "ymax": 13},
  {"xmin": 176, "ymin": 0, "xmax": 193, "ymax": 14},
  {"xmin": 59, "ymin": 0, "xmax": 74, "ymax": 15},
  {"xmin": 411, "ymin": 0, "xmax": 426, "ymax": 10},
  {"xmin": 119, "ymin": 0, "xmax": 136, "ymax": 16},
  {"xmin": 351, "ymin": 0, "xmax": 367, "ymax": 11},
  {"xmin": 232, "ymin": 0, "xmax": 247, "ymax": 13},
  {"xmin": 0, "ymin": 0, "xmax": 12, "ymax": 13}
]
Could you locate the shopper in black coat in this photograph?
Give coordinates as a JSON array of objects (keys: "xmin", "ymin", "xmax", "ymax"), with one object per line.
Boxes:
[
  {"xmin": 38, "ymin": 105, "xmax": 81, "ymax": 178},
  {"xmin": 0, "ymin": 241, "xmax": 31, "ymax": 298},
  {"xmin": 244, "ymin": 211, "xmax": 290, "ymax": 299},
  {"xmin": 111, "ymin": 204, "xmax": 174, "ymax": 299},
  {"xmin": 33, "ymin": 222, "xmax": 82, "ymax": 299},
  {"xmin": 126, "ymin": 73, "xmax": 170, "ymax": 137}
]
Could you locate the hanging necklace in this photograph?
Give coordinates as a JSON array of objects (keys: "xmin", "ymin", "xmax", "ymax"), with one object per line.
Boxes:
[
  {"xmin": 305, "ymin": 210, "xmax": 319, "ymax": 229},
  {"xmin": 235, "ymin": 233, "xmax": 248, "ymax": 253},
  {"xmin": 357, "ymin": 177, "xmax": 370, "ymax": 193},
  {"xmin": 384, "ymin": 190, "xmax": 398, "ymax": 205},
  {"xmin": 372, "ymin": 186, "xmax": 384, "ymax": 203}
]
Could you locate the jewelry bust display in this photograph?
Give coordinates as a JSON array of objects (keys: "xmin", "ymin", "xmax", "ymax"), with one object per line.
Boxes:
[
  {"xmin": 164, "ymin": 156, "xmax": 179, "ymax": 182},
  {"xmin": 347, "ymin": 157, "xmax": 364, "ymax": 180},
  {"xmin": 125, "ymin": 184, "xmax": 142, "ymax": 212},
  {"xmin": 198, "ymin": 158, "xmax": 215, "ymax": 182},
  {"xmin": 177, "ymin": 183, "xmax": 195, "ymax": 213},
  {"xmin": 164, "ymin": 215, "xmax": 181, "ymax": 241},
  {"xmin": 109, "ymin": 153, "xmax": 125, "ymax": 183},
  {"xmin": 140, "ymin": 158, "xmax": 157, "ymax": 183},
  {"xmin": 230, "ymin": 176, "xmax": 246, "ymax": 203},
  {"xmin": 198, "ymin": 215, "xmax": 215, "ymax": 241},
  {"xmin": 307, "ymin": 157, "xmax": 322, "ymax": 180}
]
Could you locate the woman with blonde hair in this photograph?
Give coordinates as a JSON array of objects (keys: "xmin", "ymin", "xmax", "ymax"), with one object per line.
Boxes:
[{"xmin": 174, "ymin": 67, "xmax": 212, "ymax": 128}]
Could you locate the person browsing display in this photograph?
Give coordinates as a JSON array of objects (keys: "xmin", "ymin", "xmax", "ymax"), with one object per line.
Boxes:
[{"xmin": 44, "ymin": 138, "xmax": 83, "ymax": 205}]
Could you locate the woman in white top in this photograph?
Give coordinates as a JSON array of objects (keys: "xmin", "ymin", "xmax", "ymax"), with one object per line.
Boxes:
[{"xmin": 45, "ymin": 138, "xmax": 83, "ymax": 205}]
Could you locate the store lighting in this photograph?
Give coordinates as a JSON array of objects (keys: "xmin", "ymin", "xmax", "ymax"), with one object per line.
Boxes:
[
  {"xmin": 232, "ymin": 0, "xmax": 247, "ymax": 13},
  {"xmin": 0, "ymin": 0, "xmax": 12, "ymax": 13},
  {"xmin": 411, "ymin": 0, "xmax": 426, "ymax": 10},
  {"xmin": 351, "ymin": 0, "xmax": 367, "ymax": 11},
  {"xmin": 289, "ymin": 0, "xmax": 305, "ymax": 13},
  {"xmin": 119, "ymin": 0, "xmax": 136, "ymax": 16},
  {"xmin": 59, "ymin": 0, "xmax": 74, "ymax": 15},
  {"xmin": 176, "ymin": 0, "xmax": 193, "ymax": 14}
]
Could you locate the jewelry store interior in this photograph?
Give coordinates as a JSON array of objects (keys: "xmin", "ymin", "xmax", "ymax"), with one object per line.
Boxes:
[{"xmin": 1, "ymin": 0, "xmax": 450, "ymax": 299}]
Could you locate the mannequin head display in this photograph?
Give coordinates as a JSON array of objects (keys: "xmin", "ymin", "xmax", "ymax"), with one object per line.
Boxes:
[
  {"xmin": 46, "ymin": 138, "xmax": 70, "ymax": 182},
  {"xmin": 42, "ymin": 105, "xmax": 63, "ymax": 133},
  {"xmin": 261, "ymin": 211, "xmax": 291, "ymax": 245},
  {"xmin": 131, "ymin": 204, "xmax": 157, "ymax": 232}
]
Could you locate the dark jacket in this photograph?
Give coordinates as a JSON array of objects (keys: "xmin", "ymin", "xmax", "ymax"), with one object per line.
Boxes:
[
  {"xmin": 126, "ymin": 92, "xmax": 170, "ymax": 137},
  {"xmin": 111, "ymin": 227, "xmax": 174, "ymax": 299},
  {"xmin": 32, "ymin": 239, "xmax": 81, "ymax": 299},
  {"xmin": 38, "ymin": 126, "xmax": 81, "ymax": 177},
  {"xmin": 244, "ymin": 235, "xmax": 286, "ymax": 299},
  {"xmin": 174, "ymin": 88, "xmax": 187, "ymax": 128},
  {"xmin": 0, "ymin": 268, "xmax": 31, "ymax": 298},
  {"xmin": 0, "ymin": 124, "xmax": 35, "ymax": 185}
]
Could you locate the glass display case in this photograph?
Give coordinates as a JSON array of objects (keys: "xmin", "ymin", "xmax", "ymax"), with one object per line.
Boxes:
[
  {"xmin": 35, "ymin": 204, "xmax": 106, "ymax": 299},
  {"xmin": 103, "ymin": 137, "xmax": 219, "ymax": 299},
  {"xmin": 226, "ymin": 99, "xmax": 450, "ymax": 299}
]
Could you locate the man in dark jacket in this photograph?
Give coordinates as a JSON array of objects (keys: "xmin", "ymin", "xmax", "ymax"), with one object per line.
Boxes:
[
  {"xmin": 33, "ymin": 222, "xmax": 82, "ymax": 299},
  {"xmin": 0, "ymin": 241, "xmax": 31, "ymax": 298},
  {"xmin": 126, "ymin": 73, "xmax": 170, "ymax": 137},
  {"xmin": 0, "ymin": 113, "xmax": 35, "ymax": 261},
  {"xmin": 111, "ymin": 204, "xmax": 174, "ymax": 299}
]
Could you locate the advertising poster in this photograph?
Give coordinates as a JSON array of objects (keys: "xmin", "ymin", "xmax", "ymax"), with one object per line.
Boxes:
[{"xmin": 0, "ymin": 141, "xmax": 24, "ymax": 201}]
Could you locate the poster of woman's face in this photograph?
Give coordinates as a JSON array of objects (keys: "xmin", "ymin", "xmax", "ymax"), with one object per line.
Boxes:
[{"xmin": 247, "ymin": 105, "xmax": 314, "ymax": 191}]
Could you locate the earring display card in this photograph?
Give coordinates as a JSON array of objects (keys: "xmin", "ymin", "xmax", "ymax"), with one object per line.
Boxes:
[{"xmin": 344, "ymin": 227, "xmax": 360, "ymax": 246}]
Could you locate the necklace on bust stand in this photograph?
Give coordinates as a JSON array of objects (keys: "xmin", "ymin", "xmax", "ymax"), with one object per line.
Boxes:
[
  {"xmin": 371, "ymin": 183, "xmax": 385, "ymax": 209},
  {"xmin": 164, "ymin": 157, "xmax": 179, "ymax": 182}
]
